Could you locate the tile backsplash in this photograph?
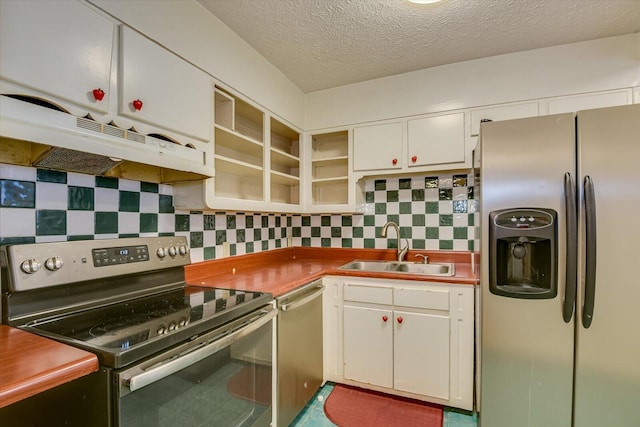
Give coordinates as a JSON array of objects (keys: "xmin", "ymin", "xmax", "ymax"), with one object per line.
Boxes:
[{"xmin": 0, "ymin": 164, "xmax": 475, "ymax": 263}]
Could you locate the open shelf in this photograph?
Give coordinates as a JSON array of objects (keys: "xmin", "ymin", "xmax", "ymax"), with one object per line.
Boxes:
[
  {"xmin": 214, "ymin": 155, "xmax": 263, "ymax": 202},
  {"xmin": 271, "ymin": 170, "xmax": 300, "ymax": 186},
  {"xmin": 312, "ymin": 176, "xmax": 349, "ymax": 184},
  {"xmin": 215, "ymin": 155, "xmax": 263, "ymax": 178},
  {"xmin": 215, "ymin": 126, "xmax": 264, "ymax": 160},
  {"xmin": 214, "ymin": 170, "xmax": 263, "ymax": 201},
  {"xmin": 214, "ymin": 89, "xmax": 234, "ymax": 129},
  {"xmin": 213, "ymin": 88, "xmax": 265, "ymax": 204},
  {"xmin": 214, "ymin": 86, "xmax": 264, "ymax": 142},
  {"xmin": 312, "ymin": 131, "xmax": 349, "ymax": 160},
  {"xmin": 310, "ymin": 130, "xmax": 350, "ymax": 207},
  {"xmin": 271, "ymin": 147, "xmax": 299, "ymax": 166},
  {"xmin": 312, "ymin": 157, "xmax": 348, "ymax": 180},
  {"xmin": 312, "ymin": 179, "xmax": 349, "ymax": 205},
  {"xmin": 209, "ymin": 86, "xmax": 304, "ymax": 209},
  {"xmin": 270, "ymin": 117, "xmax": 300, "ymax": 206}
]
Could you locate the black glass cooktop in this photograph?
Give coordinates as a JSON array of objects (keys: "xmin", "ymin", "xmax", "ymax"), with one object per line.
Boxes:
[{"xmin": 23, "ymin": 286, "xmax": 272, "ymax": 368}]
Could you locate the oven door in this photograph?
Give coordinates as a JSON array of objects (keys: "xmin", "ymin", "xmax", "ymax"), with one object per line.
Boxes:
[{"xmin": 115, "ymin": 304, "xmax": 276, "ymax": 427}]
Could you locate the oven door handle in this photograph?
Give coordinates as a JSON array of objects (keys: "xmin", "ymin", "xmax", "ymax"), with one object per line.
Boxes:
[{"xmin": 125, "ymin": 307, "xmax": 276, "ymax": 392}]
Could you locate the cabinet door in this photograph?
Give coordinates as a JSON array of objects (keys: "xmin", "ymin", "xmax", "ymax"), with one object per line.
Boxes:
[
  {"xmin": 470, "ymin": 102, "xmax": 539, "ymax": 136},
  {"xmin": 353, "ymin": 122, "xmax": 403, "ymax": 171},
  {"xmin": 343, "ymin": 305, "xmax": 393, "ymax": 388},
  {"xmin": 0, "ymin": 0, "xmax": 114, "ymax": 114},
  {"xmin": 120, "ymin": 26, "xmax": 211, "ymax": 141},
  {"xmin": 547, "ymin": 90, "xmax": 632, "ymax": 114},
  {"xmin": 407, "ymin": 113, "xmax": 465, "ymax": 167},
  {"xmin": 394, "ymin": 310, "xmax": 450, "ymax": 399}
]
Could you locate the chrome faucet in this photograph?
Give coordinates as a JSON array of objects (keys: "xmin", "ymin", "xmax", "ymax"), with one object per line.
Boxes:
[{"xmin": 381, "ymin": 221, "xmax": 409, "ymax": 262}]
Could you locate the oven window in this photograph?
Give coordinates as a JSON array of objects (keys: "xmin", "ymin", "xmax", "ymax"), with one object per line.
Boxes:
[{"xmin": 117, "ymin": 320, "xmax": 273, "ymax": 427}]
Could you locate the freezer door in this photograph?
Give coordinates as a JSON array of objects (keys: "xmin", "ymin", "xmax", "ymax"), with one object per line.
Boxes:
[
  {"xmin": 574, "ymin": 104, "xmax": 640, "ymax": 427},
  {"xmin": 479, "ymin": 113, "xmax": 575, "ymax": 427}
]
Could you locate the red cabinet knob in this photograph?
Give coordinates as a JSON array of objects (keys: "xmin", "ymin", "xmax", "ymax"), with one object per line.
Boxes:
[
  {"xmin": 392, "ymin": 158, "xmax": 398, "ymax": 165},
  {"xmin": 382, "ymin": 315, "xmax": 388, "ymax": 322},
  {"xmin": 397, "ymin": 316, "xmax": 403, "ymax": 324},
  {"xmin": 132, "ymin": 99, "xmax": 143, "ymax": 111},
  {"xmin": 411, "ymin": 155, "xmax": 417, "ymax": 163},
  {"xmin": 92, "ymin": 88, "xmax": 105, "ymax": 101}
]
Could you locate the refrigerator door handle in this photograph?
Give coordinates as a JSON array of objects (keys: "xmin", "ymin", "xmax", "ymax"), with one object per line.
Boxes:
[
  {"xmin": 582, "ymin": 175, "xmax": 597, "ymax": 328},
  {"xmin": 563, "ymin": 172, "xmax": 577, "ymax": 323}
]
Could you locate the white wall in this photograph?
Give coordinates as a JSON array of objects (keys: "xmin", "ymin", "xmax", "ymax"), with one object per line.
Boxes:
[
  {"xmin": 305, "ymin": 33, "xmax": 640, "ymax": 130},
  {"xmin": 88, "ymin": 0, "xmax": 306, "ymax": 129}
]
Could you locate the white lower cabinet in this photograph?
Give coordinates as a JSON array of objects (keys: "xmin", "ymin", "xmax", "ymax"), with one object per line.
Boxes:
[
  {"xmin": 325, "ymin": 277, "xmax": 474, "ymax": 411},
  {"xmin": 344, "ymin": 305, "xmax": 393, "ymax": 388},
  {"xmin": 393, "ymin": 309, "xmax": 449, "ymax": 398}
]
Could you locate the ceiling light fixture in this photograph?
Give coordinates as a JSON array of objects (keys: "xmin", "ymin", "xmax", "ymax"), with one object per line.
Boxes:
[{"xmin": 408, "ymin": 0, "xmax": 442, "ymax": 4}]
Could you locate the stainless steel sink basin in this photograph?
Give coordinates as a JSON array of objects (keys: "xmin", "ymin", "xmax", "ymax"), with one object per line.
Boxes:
[
  {"xmin": 338, "ymin": 260, "xmax": 398, "ymax": 272},
  {"xmin": 338, "ymin": 260, "xmax": 455, "ymax": 276},
  {"xmin": 393, "ymin": 263, "xmax": 454, "ymax": 275}
]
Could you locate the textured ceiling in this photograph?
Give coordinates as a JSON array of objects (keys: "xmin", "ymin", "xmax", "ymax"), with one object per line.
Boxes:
[{"xmin": 198, "ymin": 0, "xmax": 640, "ymax": 93}]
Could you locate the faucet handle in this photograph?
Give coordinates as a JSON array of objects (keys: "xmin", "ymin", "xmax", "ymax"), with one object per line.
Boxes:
[{"xmin": 415, "ymin": 254, "xmax": 429, "ymax": 264}]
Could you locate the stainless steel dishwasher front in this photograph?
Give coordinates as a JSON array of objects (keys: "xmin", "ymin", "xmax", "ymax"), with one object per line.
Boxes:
[{"xmin": 276, "ymin": 278, "xmax": 324, "ymax": 427}]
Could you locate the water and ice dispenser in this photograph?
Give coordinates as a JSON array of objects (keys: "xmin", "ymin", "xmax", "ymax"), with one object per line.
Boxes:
[{"xmin": 489, "ymin": 208, "xmax": 557, "ymax": 299}]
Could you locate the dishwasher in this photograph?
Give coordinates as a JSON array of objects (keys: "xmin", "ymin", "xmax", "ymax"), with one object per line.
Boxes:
[{"xmin": 276, "ymin": 278, "xmax": 324, "ymax": 427}]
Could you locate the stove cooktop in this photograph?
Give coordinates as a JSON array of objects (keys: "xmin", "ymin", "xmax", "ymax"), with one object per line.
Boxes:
[{"xmin": 22, "ymin": 286, "xmax": 272, "ymax": 368}]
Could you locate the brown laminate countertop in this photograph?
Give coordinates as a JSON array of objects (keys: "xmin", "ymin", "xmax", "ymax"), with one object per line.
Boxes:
[
  {"xmin": 186, "ymin": 247, "xmax": 477, "ymax": 297},
  {"xmin": 0, "ymin": 325, "xmax": 99, "ymax": 408}
]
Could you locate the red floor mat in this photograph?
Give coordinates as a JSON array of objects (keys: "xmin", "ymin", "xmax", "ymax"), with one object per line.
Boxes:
[{"xmin": 324, "ymin": 384, "xmax": 443, "ymax": 427}]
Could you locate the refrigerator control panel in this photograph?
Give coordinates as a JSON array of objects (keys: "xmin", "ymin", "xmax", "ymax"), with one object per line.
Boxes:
[{"xmin": 493, "ymin": 209, "xmax": 555, "ymax": 229}]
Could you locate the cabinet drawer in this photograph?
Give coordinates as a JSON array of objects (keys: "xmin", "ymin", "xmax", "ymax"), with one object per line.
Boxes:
[
  {"xmin": 394, "ymin": 288, "xmax": 449, "ymax": 311},
  {"xmin": 344, "ymin": 284, "xmax": 392, "ymax": 305}
]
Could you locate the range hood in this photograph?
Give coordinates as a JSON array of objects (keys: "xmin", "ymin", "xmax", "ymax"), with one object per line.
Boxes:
[{"xmin": 0, "ymin": 95, "xmax": 212, "ymax": 183}]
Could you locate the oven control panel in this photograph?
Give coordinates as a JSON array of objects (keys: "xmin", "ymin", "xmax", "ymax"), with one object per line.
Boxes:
[
  {"xmin": 92, "ymin": 245, "xmax": 150, "ymax": 267},
  {"xmin": 0, "ymin": 236, "xmax": 191, "ymax": 292}
]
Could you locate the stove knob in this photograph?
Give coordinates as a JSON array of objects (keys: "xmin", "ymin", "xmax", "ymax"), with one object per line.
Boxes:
[
  {"xmin": 21, "ymin": 259, "xmax": 41, "ymax": 274},
  {"xmin": 168, "ymin": 322, "xmax": 177, "ymax": 331},
  {"xmin": 156, "ymin": 247, "xmax": 167, "ymax": 258},
  {"xmin": 178, "ymin": 245, "xmax": 188, "ymax": 256},
  {"xmin": 179, "ymin": 318, "xmax": 187, "ymax": 327},
  {"xmin": 157, "ymin": 326, "xmax": 166, "ymax": 335},
  {"xmin": 45, "ymin": 256, "xmax": 64, "ymax": 271},
  {"xmin": 168, "ymin": 246, "xmax": 177, "ymax": 257}
]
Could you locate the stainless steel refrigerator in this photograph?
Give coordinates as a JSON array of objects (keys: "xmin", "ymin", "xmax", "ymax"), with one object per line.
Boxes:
[{"xmin": 477, "ymin": 104, "xmax": 640, "ymax": 427}]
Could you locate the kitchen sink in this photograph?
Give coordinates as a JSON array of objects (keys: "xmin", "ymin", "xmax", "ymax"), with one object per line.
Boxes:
[{"xmin": 338, "ymin": 260, "xmax": 455, "ymax": 276}]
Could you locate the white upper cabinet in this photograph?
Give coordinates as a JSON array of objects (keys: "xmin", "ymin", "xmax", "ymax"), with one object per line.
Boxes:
[
  {"xmin": 407, "ymin": 112, "xmax": 465, "ymax": 167},
  {"xmin": 353, "ymin": 113, "xmax": 469, "ymax": 177},
  {"xmin": 470, "ymin": 102, "xmax": 539, "ymax": 136},
  {"xmin": 353, "ymin": 122, "xmax": 403, "ymax": 171},
  {"xmin": 545, "ymin": 89, "xmax": 632, "ymax": 115},
  {"xmin": 0, "ymin": 1, "xmax": 215, "ymax": 181},
  {"xmin": 119, "ymin": 26, "xmax": 211, "ymax": 142},
  {"xmin": 0, "ymin": 0, "xmax": 114, "ymax": 115}
]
